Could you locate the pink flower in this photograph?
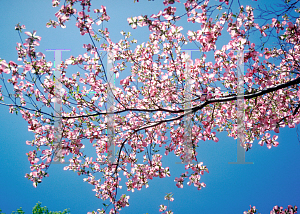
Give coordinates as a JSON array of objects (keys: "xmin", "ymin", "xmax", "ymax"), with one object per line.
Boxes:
[
  {"xmin": 159, "ymin": 205, "xmax": 167, "ymax": 212},
  {"xmin": 24, "ymin": 30, "xmax": 41, "ymax": 41},
  {"xmin": 258, "ymin": 140, "xmax": 264, "ymax": 146},
  {"xmin": 213, "ymin": 137, "xmax": 219, "ymax": 142}
]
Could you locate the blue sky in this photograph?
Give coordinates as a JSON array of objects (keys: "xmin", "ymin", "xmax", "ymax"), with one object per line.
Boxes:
[{"xmin": 0, "ymin": 0, "xmax": 299, "ymax": 213}]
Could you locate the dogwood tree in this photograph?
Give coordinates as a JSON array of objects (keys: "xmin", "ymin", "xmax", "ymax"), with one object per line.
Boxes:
[{"xmin": 0, "ymin": 0, "xmax": 299, "ymax": 213}]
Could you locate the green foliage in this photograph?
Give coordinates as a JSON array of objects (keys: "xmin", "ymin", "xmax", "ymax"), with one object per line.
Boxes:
[
  {"xmin": 32, "ymin": 202, "xmax": 70, "ymax": 214},
  {"xmin": 12, "ymin": 208, "xmax": 25, "ymax": 214},
  {"xmin": 0, "ymin": 202, "xmax": 70, "ymax": 214}
]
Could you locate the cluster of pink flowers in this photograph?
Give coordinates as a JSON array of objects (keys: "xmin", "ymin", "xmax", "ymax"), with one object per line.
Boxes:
[
  {"xmin": 270, "ymin": 205, "xmax": 298, "ymax": 214},
  {"xmin": 1, "ymin": 0, "xmax": 299, "ymax": 213},
  {"xmin": 243, "ymin": 205, "xmax": 298, "ymax": 214},
  {"xmin": 159, "ymin": 193, "xmax": 174, "ymax": 214}
]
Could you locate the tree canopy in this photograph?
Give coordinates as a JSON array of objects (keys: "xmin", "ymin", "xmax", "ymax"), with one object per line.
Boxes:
[{"xmin": 0, "ymin": 0, "xmax": 299, "ymax": 213}]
